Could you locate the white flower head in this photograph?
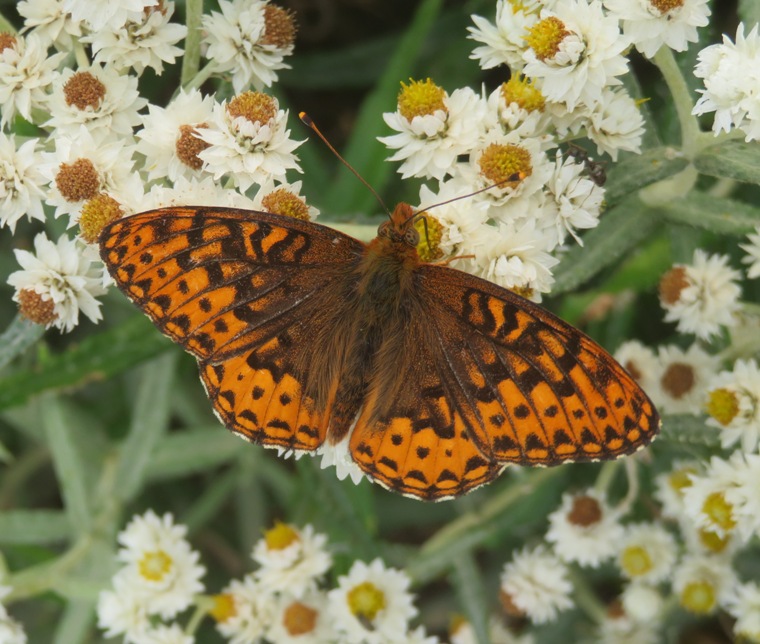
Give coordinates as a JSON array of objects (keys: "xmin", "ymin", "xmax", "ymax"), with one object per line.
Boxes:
[
  {"xmin": 97, "ymin": 575, "xmax": 149, "ymax": 642},
  {"xmin": 8, "ymin": 232, "xmax": 105, "ymax": 333},
  {"xmin": 469, "ymin": 0, "xmax": 539, "ymax": 71},
  {"xmin": 133, "ymin": 623, "xmax": 194, "ymax": 644},
  {"xmin": 672, "ymin": 554, "xmax": 736, "ymax": 615},
  {"xmin": 143, "ymin": 175, "xmax": 258, "ymax": 211},
  {"xmin": 203, "ymin": 0, "xmax": 296, "ymax": 93},
  {"xmin": 380, "ymin": 81, "xmax": 487, "ymax": 181},
  {"xmin": 251, "ymin": 178, "xmax": 319, "ymax": 221},
  {"xmin": 316, "ymin": 434, "xmax": 367, "ymax": 487},
  {"xmin": 650, "ymin": 343, "xmax": 718, "ymax": 415},
  {"xmin": 521, "ymin": 0, "xmax": 630, "ymax": 111},
  {"xmin": 693, "ymin": 23, "xmax": 760, "ymax": 142},
  {"xmin": 725, "ymin": 582, "xmax": 760, "ymax": 643},
  {"xmin": 328, "ymin": 558, "xmax": 417, "ymax": 644},
  {"xmin": 500, "ymin": 545, "xmax": 573, "ymax": 624},
  {"xmin": 252, "ymin": 522, "xmax": 332, "ymax": 598},
  {"xmin": 585, "ymin": 88, "xmax": 645, "ymax": 161},
  {"xmin": 0, "ymin": 586, "xmax": 27, "ymax": 644},
  {"xmin": 0, "ymin": 32, "xmax": 64, "ymax": 128},
  {"xmin": 196, "ymin": 92, "xmax": 303, "ymax": 192},
  {"xmin": 84, "ymin": 1, "xmax": 187, "ymax": 75},
  {"xmin": 115, "ymin": 510, "xmax": 206, "ymax": 620},
  {"xmin": 614, "ymin": 340, "xmax": 660, "ymax": 400},
  {"xmin": 214, "ymin": 575, "xmax": 277, "ymax": 644},
  {"xmin": 18, "ymin": 0, "xmax": 83, "ymax": 50},
  {"xmin": 654, "ymin": 460, "xmax": 702, "ymax": 521},
  {"xmin": 136, "ymin": 88, "xmax": 216, "ymax": 182},
  {"xmin": 485, "ymin": 79, "xmax": 552, "ymax": 138},
  {"xmin": 616, "ymin": 522, "xmax": 677, "ymax": 584},
  {"xmin": 0, "ymin": 134, "xmax": 46, "ymax": 232},
  {"xmin": 705, "ymin": 359, "xmax": 760, "ymax": 453},
  {"xmin": 450, "ymin": 616, "xmax": 534, "ymax": 644},
  {"xmin": 45, "ymin": 64, "xmax": 147, "ymax": 138},
  {"xmin": 267, "ymin": 591, "xmax": 335, "ymax": 643},
  {"xmin": 604, "ymin": 0, "xmax": 711, "ymax": 59},
  {"xmin": 659, "ymin": 249, "xmax": 741, "ymax": 341},
  {"xmin": 62, "ymin": 0, "xmax": 155, "ymax": 31},
  {"xmin": 620, "ymin": 583, "xmax": 663, "ymax": 624},
  {"xmin": 596, "ymin": 607, "xmax": 660, "ymax": 644},
  {"xmin": 546, "ymin": 489, "xmax": 624, "ymax": 567},
  {"xmin": 741, "ymin": 225, "xmax": 760, "ymax": 279}
]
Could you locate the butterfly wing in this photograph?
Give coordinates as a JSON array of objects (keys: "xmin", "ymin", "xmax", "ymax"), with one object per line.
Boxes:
[
  {"xmin": 349, "ymin": 264, "xmax": 659, "ymax": 500},
  {"xmin": 100, "ymin": 206, "xmax": 365, "ymax": 451}
]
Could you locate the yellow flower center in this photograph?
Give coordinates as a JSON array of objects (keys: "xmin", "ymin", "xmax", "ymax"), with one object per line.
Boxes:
[
  {"xmin": 227, "ymin": 91, "xmax": 277, "ymax": 125},
  {"xmin": 414, "ymin": 214, "xmax": 444, "ymax": 262},
  {"xmin": 658, "ymin": 266, "xmax": 689, "ymax": 305},
  {"xmin": 138, "ymin": 549, "xmax": 173, "ymax": 582},
  {"xmin": 210, "ymin": 593, "xmax": 236, "ymax": 623},
  {"xmin": 55, "ymin": 158, "xmax": 101, "ymax": 203},
  {"xmin": 282, "ymin": 601, "xmax": 318, "ymax": 636},
  {"xmin": 176, "ymin": 123, "xmax": 210, "ymax": 171},
  {"xmin": 668, "ymin": 466, "xmax": 696, "ymax": 496},
  {"xmin": 525, "ymin": 16, "xmax": 569, "ymax": 61},
  {"xmin": 698, "ymin": 528, "xmax": 730, "ymax": 554},
  {"xmin": 262, "ymin": 188, "xmax": 311, "ymax": 221},
  {"xmin": 620, "ymin": 545, "xmax": 653, "ymax": 577},
  {"xmin": 661, "ymin": 362, "xmax": 695, "ymax": 400},
  {"xmin": 79, "ymin": 193, "xmax": 123, "ymax": 243},
  {"xmin": 265, "ymin": 521, "xmax": 300, "ymax": 550},
  {"xmin": 397, "ymin": 78, "xmax": 447, "ymax": 121},
  {"xmin": 705, "ymin": 388, "xmax": 740, "ymax": 426},
  {"xmin": 478, "ymin": 143, "xmax": 532, "ymax": 186},
  {"xmin": 680, "ymin": 580, "xmax": 716, "ymax": 615},
  {"xmin": 17, "ymin": 289, "xmax": 56, "ymax": 327},
  {"xmin": 702, "ymin": 492, "xmax": 736, "ymax": 532},
  {"xmin": 347, "ymin": 581, "xmax": 386, "ymax": 623},
  {"xmin": 501, "ymin": 76, "xmax": 545, "ymax": 113},
  {"xmin": 63, "ymin": 71, "xmax": 106, "ymax": 111}
]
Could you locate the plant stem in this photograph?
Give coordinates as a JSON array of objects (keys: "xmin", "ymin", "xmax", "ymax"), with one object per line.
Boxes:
[
  {"xmin": 653, "ymin": 47, "xmax": 701, "ymax": 157},
  {"xmin": 181, "ymin": 0, "xmax": 204, "ymax": 87}
]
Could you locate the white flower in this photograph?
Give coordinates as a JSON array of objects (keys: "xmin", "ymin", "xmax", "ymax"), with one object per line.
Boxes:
[
  {"xmin": 468, "ymin": 0, "xmax": 539, "ymax": 71},
  {"xmin": 546, "ymin": 490, "xmax": 624, "ymax": 567},
  {"xmin": 317, "ymin": 436, "xmax": 367, "ymax": 487},
  {"xmin": 134, "ymin": 623, "xmax": 194, "ymax": 644},
  {"xmin": 196, "ymin": 93, "xmax": 302, "ymax": 192},
  {"xmin": 521, "ymin": 0, "xmax": 630, "ymax": 111},
  {"xmin": 203, "ymin": 0, "xmax": 295, "ymax": 93},
  {"xmin": 328, "ymin": 558, "xmax": 417, "ymax": 644},
  {"xmin": 620, "ymin": 583, "xmax": 663, "ymax": 623},
  {"xmin": 267, "ymin": 591, "xmax": 335, "ymax": 643},
  {"xmin": 0, "ymin": 33, "xmax": 63, "ymax": 128},
  {"xmin": 650, "ymin": 343, "xmax": 718, "ymax": 415},
  {"xmin": 740, "ymin": 225, "xmax": 760, "ymax": 279},
  {"xmin": 97, "ymin": 576, "xmax": 149, "ymax": 641},
  {"xmin": 62, "ymin": 0, "xmax": 155, "ymax": 31},
  {"xmin": 18, "ymin": 0, "xmax": 83, "ymax": 50},
  {"xmin": 604, "ymin": 0, "xmax": 710, "ymax": 59},
  {"xmin": 725, "ymin": 582, "xmax": 760, "ymax": 642},
  {"xmin": 659, "ymin": 249, "xmax": 741, "ymax": 341},
  {"xmin": 142, "ymin": 176, "xmax": 257, "ymax": 211},
  {"xmin": 614, "ymin": 340, "xmax": 660, "ymax": 399},
  {"xmin": 672, "ymin": 554, "xmax": 736, "ymax": 615},
  {"xmin": 251, "ymin": 178, "xmax": 319, "ymax": 221},
  {"xmin": 379, "ymin": 84, "xmax": 487, "ymax": 180},
  {"xmin": 115, "ymin": 510, "xmax": 206, "ymax": 619},
  {"xmin": 585, "ymin": 88, "xmax": 645, "ymax": 161},
  {"xmin": 403, "ymin": 625, "xmax": 441, "ymax": 644},
  {"xmin": 8, "ymin": 232, "xmax": 105, "ymax": 333},
  {"xmin": 484, "ymin": 81, "xmax": 551, "ymax": 138},
  {"xmin": 83, "ymin": 2, "xmax": 187, "ymax": 75},
  {"xmin": 0, "ymin": 134, "xmax": 46, "ymax": 232},
  {"xmin": 705, "ymin": 359, "xmax": 760, "ymax": 453},
  {"xmin": 500, "ymin": 545, "xmax": 573, "ymax": 624},
  {"xmin": 252, "ymin": 523, "xmax": 332, "ymax": 598},
  {"xmin": 45, "ymin": 64, "xmax": 147, "ymax": 138},
  {"xmin": 693, "ymin": 23, "xmax": 760, "ymax": 142},
  {"xmin": 450, "ymin": 617, "xmax": 534, "ymax": 644},
  {"xmin": 136, "ymin": 88, "xmax": 216, "ymax": 182},
  {"xmin": 214, "ymin": 575, "xmax": 277, "ymax": 644},
  {"xmin": 0, "ymin": 587, "xmax": 26, "ymax": 644},
  {"xmin": 616, "ymin": 522, "xmax": 677, "ymax": 584},
  {"xmin": 596, "ymin": 610, "xmax": 660, "ymax": 644},
  {"xmin": 654, "ymin": 460, "xmax": 702, "ymax": 521}
]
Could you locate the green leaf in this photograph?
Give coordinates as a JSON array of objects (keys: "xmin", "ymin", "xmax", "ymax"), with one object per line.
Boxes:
[
  {"xmin": 551, "ymin": 199, "xmax": 660, "ymax": 295},
  {"xmin": 113, "ymin": 353, "xmax": 178, "ymax": 502},
  {"xmin": 659, "ymin": 193, "xmax": 760, "ymax": 234},
  {"xmin": 0, "ymin": 510, "xmax": 72, "ymax": 545},
  {"xmin": 0, "ymin": 315, "xmax": 172, "ymax": 411},
  {"xmin": 53, "ymin": 600, "xmax": 94, "ymax": 644},
  {"xmin": 739, "ymin": 2, "xmax": 760, "ymax": 31},
  {"xmin": 604, "ymin": 147, "xmax": 690, "ymax": 206},
  {"xmin": 42, "ymin": 395, "xmax": 92, "ymax": 533},
  {"xmin": 695, "ymin": 139, "xmax": 760, "ymax": 185},
  {"xmin": 0, "ymin": 315, "xmax": 45, "ymax": 372},
  {"xmin": 451, "ymin": 553, "xmax": 490, "ymax": 644},
  {"xmin": 661, "ymin": 414, "xmax": 720, "ymax": 448}
]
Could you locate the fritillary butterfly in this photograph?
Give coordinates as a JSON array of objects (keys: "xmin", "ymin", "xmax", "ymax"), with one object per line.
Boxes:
[{"xmin": 99, "ymin": 203, "xmax": 659, "ymax": 500}]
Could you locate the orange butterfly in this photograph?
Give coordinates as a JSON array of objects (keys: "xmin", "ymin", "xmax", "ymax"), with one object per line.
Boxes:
[{"xmin": 99, "ymin": 202, "xmax": 659, "ymax": 500}]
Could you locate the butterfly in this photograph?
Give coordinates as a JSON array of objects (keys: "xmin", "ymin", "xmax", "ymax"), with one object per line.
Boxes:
[{"xmin": 99, "ymin": 202, "xmax": 659, "ymax": 501}]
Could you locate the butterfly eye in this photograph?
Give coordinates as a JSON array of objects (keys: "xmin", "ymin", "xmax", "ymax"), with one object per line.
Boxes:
[
  {"xmin": 378, "ymin": 221, "xmax": 390, "ymax": 238},
  {"xmin": 404, "ymin": 226, "xmax": 419, "ymax": 247}
]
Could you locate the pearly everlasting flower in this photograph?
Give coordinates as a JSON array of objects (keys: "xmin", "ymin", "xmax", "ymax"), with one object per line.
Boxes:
[
  {"xmin": 604, "ymin": 0, "xmax": 710, "ymax": 59},
  {"xmin": 252, "ymin": 523, "xmax": 332, "ymax": 598},
  {"xmin": 485, "ymin": 78, "xmax": 551, "ymax": 137},
  {"xmin": 196, "ymin": 92, "xmax": 302, "ymax": 192},
  {"xmin": 0, "ymin": 134, "xmax": 46, "ymax": 232},
  {"xmin": 658, "ymin": 250, "xmax": 741, "ymax": 341},
  {"xmin": 379, "ymin": 80, "xmax": 487, "ymax": 180},
  {"xmin": 328, "ymin": 558, "xmax": 417, "ymax": 644},
  {"xmin": 620, "ymin": 583, "xmax": 663, "ymax": 624},
  {"xmin": 596, "ymin": 608, "xmax": 660, "ymax": 644},
  {"xmin": 84, "ymin": 1, "xmax": 187, "ymax": 75},
  {"xmin": 8, "ymin": 233, "xmax": 105, "ymax": 332},
  {"xmin": 450, "ymin": 616, "xmax": 534, "ymax": 644},
  {"xmin": 136, "ymin": 88, "xmax": 216, "ymax": 182},
  {"xmin": 316, "ymin": 434, "xmax": 367, "ymax": 487},
  {"xmin": 725, "ymin": 582, "xmax": 760, "ymax": 642},
  {"xmin": 97, "ymin": 575, "xmax": 150, "ymax": 641},
  {"xmin": 18, "ymin": 0, "xmax": 83, "ymax": 50},
  {"xmin": 705, "ymin": 359, "xmax": 760, "ymax": 453},
  {"xmin": 251, "ymin": 178, "xmax": 319, "ymax": 221},
  {"xmin": 614, "ymin": 340, "xmax": 660, "ymax": 399},
  {"xmin": 0, "ymin": 587, "xmax": 26, "ymax": 644},
  {"xmin": 142, "ymin": 175, "xmax": 257, "ymax": 212},
  {"xmin": 267, "ymin": 591, "xmax": 335, "ymax": 643},
  {"xmin": 650, "ymin": 343, "xmax": 718, "ymax": 415},
  {"xmin": 62, "ymin": 0, "xmax": 155, "ymax": 31},
  {"xmin": 546, "ymin": 490, "xmax": 624, "ymax": 567},
  {"xmin": 693, "ymin": 23, "xmax": 760, "ymax": 142},
  {"xmin": 616, "ymin": 522, "xmax": 677, "ymax": 584},
  {"xmin": 741, "ymin": 225, "xmax": 760, "ymax": 279},
  {"xmin": 213, "ymin": 575, "xmax": 277, "ymax": 644},
  {"xmin": 585, "ymin": 88, "xmax": 645, "ymax": 160},
  {"xmin": 654, "ymin": 460, "xmax": 702, "ymax": 521},
  {"xmin": 672, "ymin": 554, "xmax": 736, "ymax": 615},
  {"xmin": 45, "ymin": 64, "xmax": 147, "ymax": 138},
  {"xmin": 499, "ymin": 545, "xmax": 573, "ymax": 624},
  {"xmin": 203, "ymin": 0, "xmax": 296, "ymax": 93},
  {"xmin": 521, "ymin": 0, "xmax": 630, "ymax": 111},
  {"xmin": 0, "ymin": 33, "xmax": 63, "ymax": 128},
  {"xmin": 133, "ymin": 623, "xmax": 194, "ymax": 644},
  {"xmin": 469, "ymin": 0, "xmax": 538, "ymax": 71}
]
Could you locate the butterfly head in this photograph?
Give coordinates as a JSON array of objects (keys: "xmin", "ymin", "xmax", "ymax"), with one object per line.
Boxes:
[{"xmin": 378, "ymin": 202, "xmax": 420, "ymax": 248}]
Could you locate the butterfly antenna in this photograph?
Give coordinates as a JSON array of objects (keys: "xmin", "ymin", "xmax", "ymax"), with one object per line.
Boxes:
[
  {"xmin": 416, "ymin": 173, "xmax": 522, "ymax": 217},
  {"xmin": 299, "ymin": 112, "xmax": 392, "ymax": 218}
]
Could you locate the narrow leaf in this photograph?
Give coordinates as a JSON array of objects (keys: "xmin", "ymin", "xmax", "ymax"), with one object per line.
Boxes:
[
  {"xmin": 451, "ymin": 554, "xmax": 490, "ymax": 644},
  {"xmin": 661, "ymin": 414, "xmax": 720, "ymax": 448},
  {"xmin": 695, "ymin": 139, "xmax": 760, "ymax": 184},
  {"xmin": 659, "ymin": 192, "xmax": 760, "ymax": 234},
  {"xmin": 0, "ymin": 510, "xmax": 72, "ymax": 545},
  {"xmin": 604, "ymin": 147, "xmax": 690, "ymax": 205},
  {"xmin": 0, "ymin": 315, "xmax": 45, "ymax": 372}
]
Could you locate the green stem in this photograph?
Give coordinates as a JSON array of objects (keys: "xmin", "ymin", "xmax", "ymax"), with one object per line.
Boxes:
[
  {"xmin": 183, "ymin": 60, "xmax": 219, "ymax": 92},
  {"xmin": 652, "ymin": 47, "xmax": 701, "ymax": 157},
  {"xmin": 593, "ymin": 460, "xmax": 619, "ymax": 496},
  {"xmin": 181, "ymin": 0, "xmax": 204, "ymax": 87},
  {"xmin": 569, "ymin": 568, "xmax": 607, "ymax": 623},
  {"xmin": 0, "ymin": 315, "xmax": 45, "ymax": 372}
]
